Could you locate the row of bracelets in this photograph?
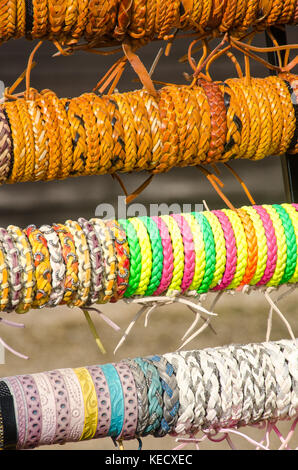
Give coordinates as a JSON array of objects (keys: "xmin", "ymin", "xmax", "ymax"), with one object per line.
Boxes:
[
  {"xmin": 0, "ymin": 338, "xmax": 296, "ymax": 449},
  {"xmin": 0, "ymin": 0, "xmax": 297, "ymax": 46},
  {"xmin": 0, "ymin": 202, "xmax": 298, "ymax": 313},
  {"xmin": 0, "ymin": 73, "xmax": 297, "ymax": 185}
]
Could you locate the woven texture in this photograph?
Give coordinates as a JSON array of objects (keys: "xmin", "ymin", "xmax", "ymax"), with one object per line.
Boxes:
[
  {"xmin": 0, "ymin": 203, "xmax": 297, "ymax": 312},
  {"xmin": 0, "ymin": 338, "xmax": 297, "ymax": 449},
  {"xmin": 0, "ymin": 0, "xmax": 297, "ymax": 47},
  {"xmin": 0, "ymin": 74, "xmax": 297, "ymax": 185}
]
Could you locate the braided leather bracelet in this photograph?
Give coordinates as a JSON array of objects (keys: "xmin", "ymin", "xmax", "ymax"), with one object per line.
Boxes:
[
  {"xmin": 0, "ymin": 204, "xmax": 297, "ymax": 313},
  {"xmin": 0, "ymin": 0, "xmax": 297, "ymax": 46},
  {"xmin": 0, "ymin": 75, "xmax": 297, "ymax": 186}
]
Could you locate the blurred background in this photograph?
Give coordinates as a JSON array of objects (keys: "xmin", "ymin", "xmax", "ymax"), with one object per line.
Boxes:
[{"xmin": 0, "ymin": 26, "xmax": 297, "ymax": 450}]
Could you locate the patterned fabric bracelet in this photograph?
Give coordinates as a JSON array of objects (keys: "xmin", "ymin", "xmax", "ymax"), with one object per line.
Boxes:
[
  {"xmin": 0, "ymin": 339, "xmax": 297, "ymax": 449},
  {"xmin": 272, "ymin": 204, "xmax": 297, "ymax": 284},
  {"xmin": 282, "ymin": 203, "xmax": 298, "ymax": 283},
  {"xmin": 52, "ymin": 223, "xmax": 79, "ymax": 305},
  {"xmin": 160, "ymin": 215, "xmax": 185, "ymax": 295},
  {"xmin": 105, "ymin": 220, "xmax": 130, "ymax": 302},
  {"xmin": 73, "ymin": 367, "xmax": 98, "ymax": 441},
  {"xmin": 181, "ymin": 214, "xmax": 205, "ymax": 293},
  {"xmin": 39, "ymin": 225, "xmax": 65, "ymax": 307},
  {"xmin": 24, "ymin": 225, "xmax": 52, "ymax": 308},
  {"xmin": 0, "ymin": 381, "xmax": 17, "ymax": 449},
  {"xmin": 7, "ymin": 225, "xmax": 35, "ymax": 313},
  {"xmin": 65, "ymin": 220, "xmax": 91, "ymax": 307},
  {"xmin": 0, "ymin": 228, "xmax": 22, "ymax": 311},
  {"xmin": 113, "ymin": 362, "xmax": 138, "ymax": 440}
]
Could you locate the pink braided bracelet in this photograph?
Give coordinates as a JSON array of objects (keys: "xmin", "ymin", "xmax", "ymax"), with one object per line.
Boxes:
[
  {"xmin": 211, "ymin": 210, "xmax": 237, "ymax": 291},
  {"xmin": 253, "ymin": 205, "xmax": 277, "ymax": 286},
  {"xmin": 171, "ymin": 214, "xmax": 195, "ymax": 293},
  {"xmin": 151, "ymin": 216, "xmax": 174, "ymax": 296}
]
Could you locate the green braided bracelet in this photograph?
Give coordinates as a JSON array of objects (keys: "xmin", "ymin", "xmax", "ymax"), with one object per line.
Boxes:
[
  {"xmin": 118, "ymin": 219, "xmax": 142, "ymax": 297},
  {"xmin": 139, "ymin": 217, "xmax": 164, "ymax": 297},
  {"xmin": 191, "ymin": 212, "xmax": 216, "ymax": 294}
]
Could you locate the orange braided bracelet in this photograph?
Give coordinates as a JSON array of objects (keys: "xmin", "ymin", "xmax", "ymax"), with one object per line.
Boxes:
[
  {"xmin": 0, "ymin": 74, "xmax": 297, "ymax": 184},
  {"xmin": 0, "ymin": 0, "xmax": 297, "ymax": 46}
]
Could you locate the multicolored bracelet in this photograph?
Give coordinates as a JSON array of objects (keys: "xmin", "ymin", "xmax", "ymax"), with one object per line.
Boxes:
[
  {"xmin": 0, "ymin": 338, "xmax": 296, "ymax": 449},
  {"xmin": 0, "ymin": 74, "xmax": 297, "ymax": 185},
  {"xmin": 0, "ymin": 0, "xmax": 297, "ymax": 46},
  {"xmin": 0, "ymin": 203, "xmax": 296, "ymax": 314}
]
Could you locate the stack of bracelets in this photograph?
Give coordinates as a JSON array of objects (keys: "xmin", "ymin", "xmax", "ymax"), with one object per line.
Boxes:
[
  {"xmin": 0, "ymin": 73, "xmax": 297, "ymax": 185},
  {"xmin": 0, "ymin": 0, "xmax": 297, "ymax": 47},
  {"xmin": 0, "ymin": 203, "xmax": 295, "ymax": 313},
  {"xmin": 0, "ymin": 338, "xmax": 296, "ymax": 449},
  {"xmin": 0, "ymin": 0, "xmax": 297, "ymax": 452}
]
